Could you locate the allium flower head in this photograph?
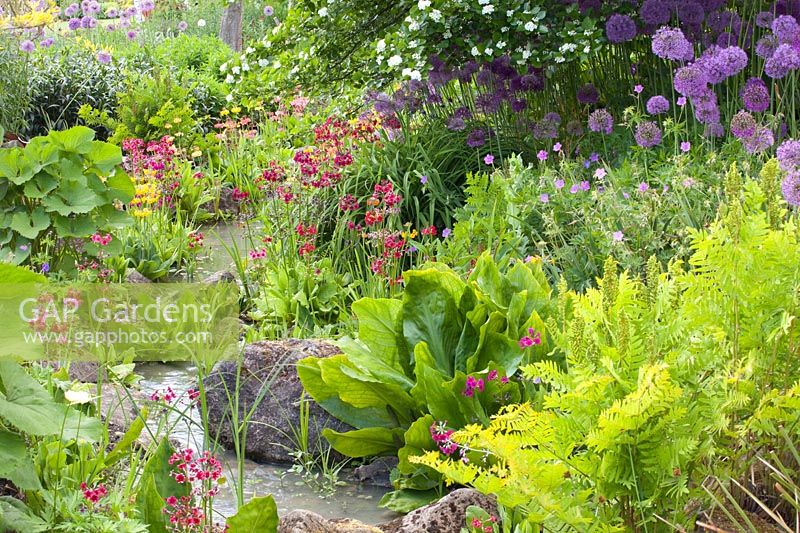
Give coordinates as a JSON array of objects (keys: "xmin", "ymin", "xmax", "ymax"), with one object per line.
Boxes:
[
  {"xmin": 634, "ymin": 121, "xmax": 663, "ymax": 148},
  {"xmin": 730, "ymin": 110, "xmax": 757, "ymax": 138},
  {"xmin": 756, "ymin": 35, "xmax": 779, "ymax": 59},
  {"xmin": 691, "ymin": 87, "xmax": 720, "ymax": 124},
  {"xmin": 677, "ymin": 1, "xmax": 705, "ymax": 25},
  {"xmin": 772, "ymin": 15, "xmax": 800, "ymax": 44},
  {"xmin": 646, "ymin": 95, "xmax": 670, "ymax": 114},
  {"xmin": 765, "ymin": 43, "xmax": 800, "ymax": 78},
  {"xmin": 740, "ymin": 78, "xmax": 770, "ymax": 113},
  {"xmin": 704, "ymin": 122, "xmax": 725, "ymax": 138},
  {"xmin": 777, "ymin": 139, "xmax": 800, "ymax": 171},
  {"xmin": 756, "ymin": 11, "xmax": 775, "ymax": 28},
  {"xmin": 706, "ymin": 46, "xmax": 748, "ymax": 81},
  {"xmin": 68, "ymin": 17, "xmax": 81, "ymax": 30},
  {"xmin": 782, "ymin": 170, "xmax": 800, "ymax": 205},
  {"xmin": 588, "ymin": 108, "xmax": 614, "ymax": 134},
  {"xmin": 743, "ymin": 126, "xmax": 775, "ymax": 154},
  {"xmin": 264, "ymin": 5, "xmax": 274, "ymax": 16},
  {"xmin": 606, "ymin": 13, "xmax": 637, "ymax": 43},
  {"xmin": 674, "ymin": 64, "xmax": 708, "ymax": 97},
  {"xmin": 652, "ymin": 27, "xmax": 694, "ymax": 61},
  {"xmin": 446, "ymin": 116, "xmax": 466, "ymax": 131},
  {"xmin": 466, "ymin": 129, "xmax": 486, "ymax": 148},
  {"xmin": 576, "ymin": 83, "xmax": 599, "ymax": 104},
  {"xmin": 20, "ymin": 40, "xmax": 35, "ymax": 52},
  {"xmin": 640, "ymin": 0, "xmax": 671, "ymax": 25},
  {"xmin": 96, "ymin": 50, "xmax": 111, "ymax": 64}
]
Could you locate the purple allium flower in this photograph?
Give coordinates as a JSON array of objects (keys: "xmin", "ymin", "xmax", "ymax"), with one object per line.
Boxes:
[
  {"xmin": 677, "ymin": 1, "xmax": 705, "ymax": 25},
  {"xmin": 566, "ymin": 119, "xmax": 584, "ymax": 136},
  {"xmin": 704, "ymin": 122, "xmax": 725, "ymax": 137},
  {"xmin": 707, "ymin": 10, "xmax": 741, "ymax": 34},
  {"xmin": 107, "ymin": 8, "xmax": 118, "ymax": 17},
  {"xmin": 543, "ymin": 112, "xmax": 562, "ymax": 124},
  {"xmin": 730, "ymin": 110, "xmax": 756, "ymax": 138},
  {"xmin": 777, "ymin": 139, "xmax": 800, "ymax": 171},
  {"xmin": 700, "ymin": 45, "xmax": 748, "ymax": 83},
  {"xmin": 20, "ymin": 40, "xmax": 36, "ymax": 53},
  {"xmin": 646, "ymin": 95, "xmax": 670, "ymax": 114},
  {"xmin": 537, "ymin": 150, "xmax": 548, "ymax": 161},
  {"xmin": 576, "ymin": 83, "xmax": 599, "ymax": 104},
  {"xmin": 782, "ymin": 170, "xmax": 800, "ymax": 205},
  {"xmin": 81, "ymin": 16, "xmax": 97, "ymax": 29},
  {"xmin": 484, "ymin": 154, "xmax": 495, "ymax": 165},
  {"xmin": 606, "ymin": 13, "xmax": 638, "ymax": 43},
  {"xmin": 691, "ymin": 88, "xmax": 720, "ymax": 124},
  {"xmin": 466, "ymin": 129, "xmax": 486, "ymax": 148},
  {"xmin": 264, "ymin": 5, "xmax": 274, "ymax": 16},
  {"xmin": 588, "ymin": 108, "xmax": 614, "ymax": 134},
  {"xmin": 772, "ymin": 15, "xmax": 800, "ymax": 44},
  {"xmin": 680, "ymin": 141, "xmax": 691, "ymax": 152},
  {"xmin": 651, "ymin": 27, "xmax": 694, "ymax": 61},
  {"xmin": 96, "ymin": 50, "xmax": 111, "ymax": 64},
  {"xmin": 740, "ymin": 78, "xmax": 770, "ymax": 113},
  {"xmin": 126, "ymin": 30, "xmax": 137, "ymax": 40},
  {"xmin": 569, "ymin": 183, "xmax": 580, "ymax": 194},
  {"xmin": 640, "ymin": 0, "xmax": 671, "ymax": 25},
  {"xmin": 674, "ymin": 64, "xmax": 708, "ymax": 97},
  {"xmin": 765, "ymin": 44, "xmax": 800, "ymax": 79},
  {"xmin": 540, "ymin": 193, "xmax": 550, "ymax": 203},
  {"xmin": 68, "ymin": 17, "xmax": 81, "ymax": 30},
  {"xmin": 178, "ymin": 20, "xmax": 188, "ymax": 31},
  {"xmin": 612, "ymin": 230, "xmax": 624, "ymax": 242},
  {"xmin": 64, "ymin": 3, "xmax": 78, "ymax": 16},
  {"xmin": 743, "ymin": 126, "xmax": 775, "ymax": 154},
  {"xmin": 634, "ymin": 121, "xmax": 663, "ymax": 148},
  {"xmin": 555, "ymin": 179, "xmax": 565, "ymax": 189},
  {"xmin": 638, "ymin": 182, "xmax": 650, "ymax": 192},
  {"xmin": 756, "ymin": 11, "xmax": 775, "ymax": 28},
  {"xmin": 446, "ymin": 116, "xmax": 466, "ymax": 131},
  {"xmin": 756, "ymin": 35, "xmax": 779, "ymax": 59},
  {"xmin": 511, "ymin": 99, "xmax": 527, "ymax": 113},
  {"xmin": 716, "ymin": 31, "xmax": 737, "ymax": 48},
  {"xmin": 39, "ymin": 38, "xmax": 54, "ymax": 48}
]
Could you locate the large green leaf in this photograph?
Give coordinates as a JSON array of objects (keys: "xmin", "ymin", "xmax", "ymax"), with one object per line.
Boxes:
[
  {"xmin": 43, "ymin": 179, "xmax": 103, "ymax": 215},
  {"xmin": 10, "ymin": 208, "xmax": 50, "ymax": 240},
  {"xmin": 105, "ymin": 168, "xmax": 135, "ymax": 203},
  {"xmin": 351, "ymin": 298, "xmax": 408, "ymax": 372},
  {"xmin": 22, "ymin": 172, "xmax": 59, "ymax": 199},
  {"xmin": 226, "ymin": 495, "xmax": 278, "ymax": 533},
  {"xmin": 0, "ymin": 430, "xmax": 42, "ymax": 491},
  {"xmin": 0, "ymin": 360, "xmax": 102, "ymax": 441},
  {"xmin": 0, "ymin": 148, "xmax": 35, "ymax": 185},
  {"xmin": 0, "ymin": 497, "xmax": 48, "ymax": 533},
  {"xmin": 297, "ymin": 357, "xmax": 399, "ymax": 429},
  {"xmin": 48, "ymin": 126, "xmax": 95, "ymax": 154},
  {"xmin": 402, "ymin": 268, "xmax": 466, "ymax": 377},
  {"xmin": 136, "ymin": 439, "xmax": 190, "ymax": 533},
  {"xmin": 136, "ymin": 474, "xmax": 168, "ymax": 533},
  {"xmin": 0, "ymin": 264, "xmax": 46, "ymax": 283},
  {"xmin": 411, "ymin": 361, "xmax": 467, "ymax": 427},
  {"xmin": 470, "ymin": 252, "xmax": 513, "ymax": 311},
  {"xmin": 51, "ymin": 213, "xmax": 97, "ymax": 238},
  {"xmin": 324, "ymin": 427, "xmax": 405, "ymax": 457},
  {"xmin": 87, "ymin": 140, "xmax": 122, "ymax": 173},
  {"xmin": 336, "ymin": 337, "xmax": 414, "ymax": 390}
]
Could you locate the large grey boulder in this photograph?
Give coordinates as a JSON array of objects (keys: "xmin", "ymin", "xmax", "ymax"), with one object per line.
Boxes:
[
  {"xmin": 379, "ymin": 489, "xmax": 498, "ymax": 533},
  {"xmin": 279, "ymin": 511, "xmax": 382, "ymax": 533},
  {"xmin": 203, "ymin": 339, "xmax": 352, "ymax": 463}
]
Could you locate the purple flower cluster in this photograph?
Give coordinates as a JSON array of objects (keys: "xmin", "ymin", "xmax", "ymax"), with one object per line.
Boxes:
[
  {"xmin": 772, "ymin": 14, "xmax": 800, "ymax": 44},
  {"xmin": 640, "ymin": 0, "xmax": 671, "ymax": 25},
  {"xmin": 635, "ymin": 121, "xmax": 663, "ymax": 148},
  {"xmin": 777, "ymin": 139, "xmax": 800, "ymax": 171},
  {"xmin": 743, "ymin": 127, "xmax": 775, "ymax": 154},
  {"xmin": 646, "ymin": 95, "xmax": 670, "ymax": 114},
  {"xmin": 730, "ymin": 110, "xmax": 757, "ymax": 139},
  {"xmin": 577, "ymin": 83, "xmax": 599, "ymax": 104},
  {"xmin": 781, "ymin": 171, "xmax": 800, "ymax": 206},
  {"xmin": 674, "ymin": 64, "xmax": 708, "ymax": 97},
  {"xmin": 606, "ymin": 13, "xmax": 638, "ymax": 43},
  {"xmin": 652, "ymin": 27, "xmax": 694, "ymax": 61},
  {"xmin": 588, "ymin": 109, "xmax": 614, "ymax": 135},
  {"xmin": 765, "ymin": 44, "xmax": 800, "ymax": 79},
  {"xmin": 691, "ymin": 88, "xmax": 720, "ymax": 124},
  {"xmin": 740, "ymin": 78, "xmax": 770, "ymax": 113},
  {"xmin": 697, "ymin": 45, "xmax": 748, "ymax": 84}
]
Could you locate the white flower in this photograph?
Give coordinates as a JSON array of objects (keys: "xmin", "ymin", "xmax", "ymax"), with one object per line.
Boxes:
[
  {"xmin": 443, "ymin": 30, "xmax": 452, "ymax": 38},
  {"xmin": 410, "ymin": 69, "xmax": 421, "ymax": 80},
  {"xmin": 318, "ymin": 7, "xmax": 328, "ymax": 16},
  {"xmin": 197, "ymin": 18, "xmax": 206, "ymax": 27},
  {"xmin": 430, "ymin": 9, "xmax": 442, "ymax": 21},
  {"xmin": 555, "ymin": 56, "xmax": 565, "ymax": 63},
  {"xmin": 485, "ymin": 47, "xmax": 493, "ymax": 55},
  {"xmin": 408, "ymin": 20, "xmax": 419, "ymax": 31},
  {"xmin": 501, "ymin": 26, "xmax": 508, "ymax": 32},
  {"xmin": 258, "ymin": 58, "xmax": 269, "ymax": 67},
  {"xmin": 246, "ymin": 46, "xmax": 255, "ymax": 53},
  {"xmin": 524, "ymin": 21, "xmax": 534, "ymax": 31},
  {"xmin": 65, "ymin": 389, "xmax": 93, "ymax": 405},
  {"xmin": 408, "ymin": 40, "xmax": 417, "ymax": 48},
  {"xmin": 376, "ymin": 39, "xmax": 386, "ymax": 52},
  {"xmin": 219, "ymin": 62, "xmax": 228, "ymax": 72},
  {"xmin": 497, "ymin": 41, "xmax": 506, "ymax": 49},
  {"xmin": 482, "ymin": 4, "xmax": 494, "ymax": 14},
  {"xmin": 418, "ymin": 0, "xmax": 431, "ymax": 9},
  {"xmin": 478, "ymin": 0, "xmax": 489, "ymax": 4},
  {"xmin": 273, "ymin": 60, "xmax": 281, "ymax": 68},
  {"xmin": 387, "ymin": 54, "xmax": 402, "ymax": 67},
  {"xmin": 584, "ymin": 45, "xmax": 591, "ymax": 53},
  {"xmin": 471, "ymin": 46, "xmax": 480, "ymax": 56},
  {"xmin": 522, "ymin": 49, "xmax": 531, "ymax": 59},
  {"xmin": 242, "ymin": 63, "xmax": 250, "ymax": 71},
  {"xmin": 226, "ymin": 93, "xmax": 234, "ymax": 102},
  {"xmin": 232, "ymin": 65, "xmax": 241, "ymax": 74},
  {"xmin": 225, "ymin": 74, "xmax": 235, "ymax": 83},
  {"xmin": 506, "ymin": 10, "xmax": 514, "ymax": 16}
]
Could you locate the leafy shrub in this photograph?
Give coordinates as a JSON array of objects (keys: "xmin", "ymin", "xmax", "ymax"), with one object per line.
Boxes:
[
  {"xmin": 298, "ymin": 253, "xmax": 554, "ymax": 510},
  {"xmin": 0, "ymin": 32, "xmax": 31, "ymax": 134},
  {"xmin": 24, "ymin": 46, "xmax": 127, "ymax": 139},
  {"xmin": 0, "ymin": 126, "xmax": 134, "ymax": 271},
  {"xmin": 412, "ymin": 163, "xmax": 800, "ymax": 531}
]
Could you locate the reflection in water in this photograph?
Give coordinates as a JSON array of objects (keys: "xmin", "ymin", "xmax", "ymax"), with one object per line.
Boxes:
[{"xmin": 136, "ymin": 362, "xmax": 395, "ymax": 524}]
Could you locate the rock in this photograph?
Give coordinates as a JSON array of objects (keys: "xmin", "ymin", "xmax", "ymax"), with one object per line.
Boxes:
[
  {"xmin": 203, "ymin": 339, "xmax": 352, "ymax": 463},
  {"xmin": 203, "ymin": 270, "xmax": 237, "ymax": 284},
  {"xmin": 99, "ymin": 384, "xmax": 151, "ymax": 447},
  {"xmin": 279, "ymin": 511, "xmax": 382, "ymax": 533},
  {"xmin": 125, "ymin": 269, "xmax": 151, "ymax": 283},
  {"xmin": 354, "ymin": 457, "xmax": 398, "ymax": 488},
  {"xmin": 68, "ymin": 361, "xmax": 104, "ymax": 383},
  {"xmin": 379, "ymin": 489, "xmax": 498, "ymax": 533}
]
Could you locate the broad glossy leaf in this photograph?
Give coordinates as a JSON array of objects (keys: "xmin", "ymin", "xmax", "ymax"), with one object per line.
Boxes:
[
  {"xmin": 104, "ymin": 168, "xmax": 135, "ymax": 203},
  {"xmin": 10, "ymin": 208, "xmax": 50, "ymax": 239},
  {"xmin": 22, "ymin": 171, "xmax": 59, "ymax": 199},
  {"xmin": 0, "ymin": 264, "xmax": 46, "ymax": 283},
  {"xmin": 0, "ymin": 497, "xmax": 48, "ymax": 533},
  {"xmin": 0, "ymin": 148, "xmax": 36, "ymax": 185},
  {"xmin": 87, "ymin": 140, "xmax": 122, "ymax": 173},
  {"xmin": 52, "ymin": 213, "xmax": 97, "ymax": 237},
  {"xmin": 48, "ymin": 126, "xmax": 95, "ymax": 153},
  {"xmin": 43, "ymin": 179, "xmax": 103, "ymax": 215},
  {"xmin": 324, "ymin": 426, "xmax": 405, "ymax": 457},
  {"xmin": 226, "ymin": 495, "xmax": 278, "ymax": 533},
  {"xmin": 351, "ymin": 298, "xmax": 409, "ymax": 373},
  {"xmin": 0, "ymin": 430, "xmax": 42, "ymax": 491}
]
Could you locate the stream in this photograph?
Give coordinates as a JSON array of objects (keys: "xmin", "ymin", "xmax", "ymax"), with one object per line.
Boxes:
[
  {"xmin": 137, "ymin": 362, "xmax": 395, "ymax": 524},
  {"xmin": 137, "ymin": 222, "xmax": 395, "ymax": 524}
]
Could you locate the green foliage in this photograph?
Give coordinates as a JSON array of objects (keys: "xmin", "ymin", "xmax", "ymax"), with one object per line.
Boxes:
[
  {"xmin": 410, "ymin": 164, "xmax": 800, "ymax": 531},
  {"xmin": 226, "ymin": 495, "xmax": 279, "ymax": 533},
  {"xmin": 298, "ymin": 253, "xmax": 553, "ymax": 509},
  {"xmin": 0, "ymin": 32, "xmax": 31, "ymax": 134},
  {"xmin": 0, "ymin": 126, "xmax": 133, "ymax": 269}
]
